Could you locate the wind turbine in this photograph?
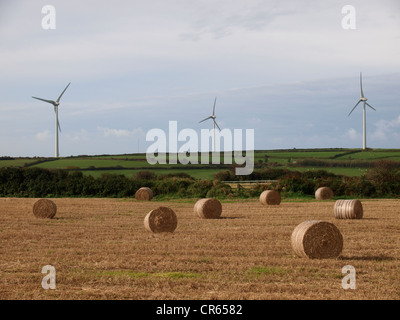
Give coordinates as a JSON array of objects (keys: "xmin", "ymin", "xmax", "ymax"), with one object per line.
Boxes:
[
  {"xmin": 348, "ymin": 73, "xmax": 376, "ymax": 150},
  {"xmin": 32, "ymin": 82, "xmax": 71, "ymax": 158},
  {"xmin": 199, "ymin": 97, "xmax": 221, "ymax": 152}
]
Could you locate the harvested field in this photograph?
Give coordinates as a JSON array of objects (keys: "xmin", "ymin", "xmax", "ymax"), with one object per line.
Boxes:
[{"xmin": 0, "ymin": 197, "xmax": 399, "ymax": 300}]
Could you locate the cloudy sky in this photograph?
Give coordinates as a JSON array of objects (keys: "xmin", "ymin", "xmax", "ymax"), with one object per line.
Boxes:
[{"xmin": 0, "ymin": 0, "xmax": 399, "ymax": 157}]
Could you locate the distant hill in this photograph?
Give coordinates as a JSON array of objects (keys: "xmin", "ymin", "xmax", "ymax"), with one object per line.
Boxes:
[{"xmin": 1, "ymin": 148, "xmax": 400, "ymax": 179}]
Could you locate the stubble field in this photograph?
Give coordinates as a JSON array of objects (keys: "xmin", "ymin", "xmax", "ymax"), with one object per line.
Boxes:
[{"xmin": 0, "ymin": 197, "xmax": 399, "ymax": 300}]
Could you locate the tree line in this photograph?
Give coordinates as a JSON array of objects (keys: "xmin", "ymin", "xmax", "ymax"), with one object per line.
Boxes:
[{"xmin": 0, "ymin": 160, "xmax": 399, "ymax": 199}]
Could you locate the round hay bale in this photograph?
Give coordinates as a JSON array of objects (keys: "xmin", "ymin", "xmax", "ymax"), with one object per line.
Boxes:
[
  {"xmin": 334, "ymin": 199, "xmax": 363, "ymax": 219},
  {"xmin": 315, "ymin": 187, "xmax": 334, "ymax": 200},
  {"xmin": 194, "ymin": 198, "xmax": 222, "ymax": 219},
  {"xmin": 144, "ymin": 206, "xmax": 177, "ymax": 233},
  {"xmin": 33, "ymin": 199, "xmax": 57, "ymax": 219},
  {"xmin": 259, "ymin": 190, "xmax": 281, "ymax": 205},
  {"xmin": 135, "ymin": 187, "xmax": 154, "ymax": 201},
  {"xmin": 291, "ymin": 220, "xmax": 343, "ymax": 259}
]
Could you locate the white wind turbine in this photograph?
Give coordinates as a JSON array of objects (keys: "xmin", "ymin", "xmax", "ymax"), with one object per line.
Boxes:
[
  {"xmin": 32, "ymin": 82, "xmax": 71, "ymax": 158},
  {"xmin": 199, "ymin": 97, "xmax": 221, "ymax": 152},
  {"xmin": 348, "ymin": 73, "xmax": 376, "ymax": 150}
]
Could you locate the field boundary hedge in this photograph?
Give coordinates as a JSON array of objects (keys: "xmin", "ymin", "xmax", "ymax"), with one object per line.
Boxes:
[{"xmin": 0, "ymin": 162, "xmax": 398, "ymax": 199}]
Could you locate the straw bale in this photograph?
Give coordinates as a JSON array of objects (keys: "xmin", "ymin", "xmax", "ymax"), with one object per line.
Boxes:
[
  {"xmin": 334, "ymin": 199, "xmax": 363, "ymax": 219},
  {"xmin": 194, "ymin": 198, "xmax": 222, "ymax": 219},
  {"xmin": 144, "ymin": 206, "xmax": 177, "ymax": 233},
  {"xmin": 315, "ymin": 187, "xmax": 334, "ymax": 200},
  {"xmin": 291, "ymin": 220, "xmax": 343, "ymax": 259},
  {"xmin": 259, "ymin": 190, "xmax": 281, "ymax": 205},
  {"xmin": 33, "ymin": 199, "xmax": 57, "ymax": 219},
  {"xmin": 135, "ymin": 187, "xmax": 154, "ymax": 201}
]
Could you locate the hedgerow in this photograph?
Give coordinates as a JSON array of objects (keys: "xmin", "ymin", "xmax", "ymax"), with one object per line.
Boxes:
[{"xmin": 0, "ymin": 164, "xmax": 398, "ymax": 199}]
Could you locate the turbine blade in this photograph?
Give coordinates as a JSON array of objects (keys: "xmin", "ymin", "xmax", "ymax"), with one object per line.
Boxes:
[
  {"xmin": 32, "ymin": 96, "xmax": 56, "ymax": 105},
  {"xmin": 56, "ymin": 82, "xmax": 71, "ymax": 103},
  {"xmin": 212, "ymin": 97, "xmax": 217, "ymax": 116},
  {"xmin": 199, "ymin": 116, "xmax": 212, "ymax": 123},
  {"xmin": 360, "ymin": 72, "xmax": 364, "ymax": 98},
  {"xmin": 58, "ymin": 120, "xmax": 62, "ymax": 133},
  {"xmin": 365, "ymin": 102, "xmax": 376, "ymax": 111},
  {"xmin": 348, "ymin": 100, "xmax": 362, "ymax": 116},
  {"xmin": 214, "ymin": 119, "xmax": 221, "ymax": 131}
]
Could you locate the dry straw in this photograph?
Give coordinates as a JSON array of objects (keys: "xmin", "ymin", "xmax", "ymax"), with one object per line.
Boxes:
[
  {"xmin": 315, "ymin": 187, "xmax": 334, "ymax": 200},
  {"xmin": 194, "ymin": 198, "xmax": 222, "ymax": 219},
  {"xmin": 33, "ymin": 199, "xmax": 57, "ymax": 219},
  {"xmin": 334, "ymin": 199, "xmax": 363, "ymax": 219},
  {"xmin": 291, "ymin": 220, "xmax": 343, "ymax": 259},
  {"xmin": 259, "ymin": 190, "xmax": 281, "ymax": 205},
  {"xmin": 135, "ymin": 187, "xmax": 154, "ymax": 201},
  {"xmin": 144, "ymin": 206, "xmax": 177, "ymax": 233}
]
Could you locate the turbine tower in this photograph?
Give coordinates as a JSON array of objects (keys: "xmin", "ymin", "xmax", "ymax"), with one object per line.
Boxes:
[
  {"xmin": 348, "ymin": 73, "xmax": 376, "ymax": 150},
  {"xmin": 32, "ymin": 82, "xmax": 71, "ymax": 158},
  {"xmin": 199, "ymin": 97, "xmax": 221, "ymax": 152}
]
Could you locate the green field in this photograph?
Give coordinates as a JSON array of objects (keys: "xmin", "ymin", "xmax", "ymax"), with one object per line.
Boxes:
[
  {"xmin": 255, "ymin": 149, "xmax": 400, "ymax": 161},
  {"xmin": 0, "ymin": 159, "xmax": 39, "ymax": 168},
  {"xmin": 1, "ymin": 148, "xmax": 399, "ymax": 179},
  {"xmin": 33, "ymin": 158, "xmax": 150, "ymax": 169},
  {"xmin": 82, "ymin": 168, "xmax": 221, "ymax": 179},
  {"xmin": 335, "ymin": 151, "xmax": 400, "ymax": 161},
  {"xmin": 255, "ymin": 150, "xmax": 343, "ymax": 159},
  {"xmin": 285, "ymin": 166, "xmax": 368, "ymax": 177}
]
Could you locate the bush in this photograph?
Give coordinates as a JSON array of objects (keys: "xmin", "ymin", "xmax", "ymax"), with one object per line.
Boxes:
[
  {"xmin": 302, "ymin": 169, "xmax": 337, "ymax": 179},
  {"xmin": 134, "ymin": 171, "xmax": 157, "ymax": 180},
  {"xmin": 213, "ymin": 168, "xmax": 291, "ymax": 181},
  {"xmin": 278, "ymin": 172, "xmax": 315, "ymax": 195},
  {"xmin": 159, "ymin": 172, "xmax": 194, "ymax": 180},
  {"xmin": 0, "ymin": 165, "xmax": 398, "ymax": 199},
  {"xmin": 365, "ymin": 160, "xmax": 400, "ymax": 196},
  {"xmin": 186, "ymin": 180, "xmax": 213, "ymax": 198},
  {"xmin": 206, "ymin": 182, "xmax": 233, "ymax": 198},
  {"xmin": 213, "ymin": 170, "xmax": 234, "ymax": 181}
]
